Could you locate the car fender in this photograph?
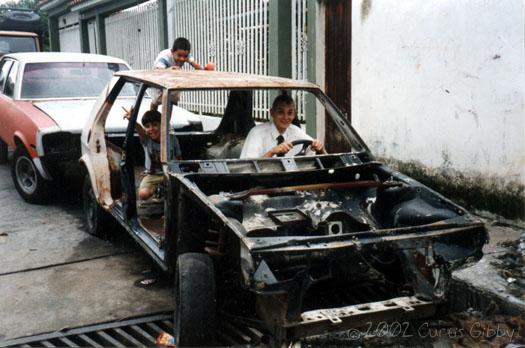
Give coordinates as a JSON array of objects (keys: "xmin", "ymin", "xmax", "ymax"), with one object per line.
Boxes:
[{"xmin": 13, "ymin": 131, "xmax": 52, "ymax": 180}]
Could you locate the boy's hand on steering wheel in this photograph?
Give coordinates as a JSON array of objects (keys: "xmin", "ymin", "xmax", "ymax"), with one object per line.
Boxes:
[
  {"xmin": 271, "ymin": 142, "xmax": 293, "ymax": 156},
  {"xmin": 310, "ymin": 139, "xmax": 324, "ymax": 153}
]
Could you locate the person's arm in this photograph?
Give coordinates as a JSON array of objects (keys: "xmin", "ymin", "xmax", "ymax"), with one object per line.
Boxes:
[
  {"xmin": 189, "ymin": 60, "xmax": 203, "ymax": 70},
  {"xmin": 122, "ymin": 106, "xmax": 146, "ymax": 143}
]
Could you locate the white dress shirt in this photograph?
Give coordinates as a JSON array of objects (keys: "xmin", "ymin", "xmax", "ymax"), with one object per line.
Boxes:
[{"xmin": 240, "ymin": 121, "xmax": 314, "ymax": 158}]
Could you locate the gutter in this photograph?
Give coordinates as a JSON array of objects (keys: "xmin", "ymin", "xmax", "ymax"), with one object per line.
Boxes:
[{"xmin": 39, "ymin": 0, "xmax": 68, "ymax": 12}]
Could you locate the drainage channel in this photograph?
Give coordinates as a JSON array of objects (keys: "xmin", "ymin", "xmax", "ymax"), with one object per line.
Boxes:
[
  {"xmin": 1, "ymin": 312, "xmax": 265, "ymax": 347},
  {"xmin": 0, "ymin": 281, "xmax": 399, "ymax": 347}
]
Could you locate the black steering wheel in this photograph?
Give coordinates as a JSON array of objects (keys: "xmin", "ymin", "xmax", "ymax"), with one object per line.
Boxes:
[{"xmin": 290, "ymin": 139, "xmax": 313, "ymax": 156}]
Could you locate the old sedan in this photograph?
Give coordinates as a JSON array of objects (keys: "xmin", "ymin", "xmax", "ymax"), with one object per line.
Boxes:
[
  {"xmin": 81, "ymin": 69, "xmax": 487, "ymax": 346},
  {"xmin": 0, "ymin": 52, "xmax": 203, "ymax": 203}
]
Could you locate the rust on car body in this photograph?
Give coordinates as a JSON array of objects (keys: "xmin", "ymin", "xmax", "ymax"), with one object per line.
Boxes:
[
  {"xmin": 116, "ymin": 69, "xmax": 320, "ymax": 90},
  {"xmin": 80, "ymin": 70, "xmax": 488, "ymax": 346}
]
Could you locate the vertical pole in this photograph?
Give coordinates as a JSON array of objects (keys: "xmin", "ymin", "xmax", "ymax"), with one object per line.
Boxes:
[
  {"xmin": 268, "ymin": 0, "xmax": 292, "ymax": 78},
  {"xmin": 79, "ymin": 17, "xmax": 90, "ymax": 53},
  {"xmin": 157, "ymin": 0, "xmax": 169, "ymax": 49},
  {"xmin": 48, "ymin": 16, "xmax": 60, "ymax": 51},
  {"xmin": 305, "ymin": 0, "xmax": 317, "ymax": 136},
  {"xmin": 96, "ymin": 13, "xmax": 107, "ymax": 54}
]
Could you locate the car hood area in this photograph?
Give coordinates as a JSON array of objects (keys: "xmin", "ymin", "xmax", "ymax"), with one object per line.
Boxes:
[
  {"xmin": 34, "ymin": 99, "xmax": 205, "ymax": 133},
  {"xmin": 33, "ymin": 99, "xmax": 97, "ymax": 133}
]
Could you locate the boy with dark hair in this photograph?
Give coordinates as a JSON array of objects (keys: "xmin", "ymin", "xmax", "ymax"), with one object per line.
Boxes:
[
  {"xmin": 151, "ymin": 37, "xmax": 214, "ymax": 110},
  {"xmin": 124, "ymin": 109, "xmax": 181, "ymax": 200},
  {"xmin": 154, "ymin": 37, "xmax": 204, "ymax": 70}
]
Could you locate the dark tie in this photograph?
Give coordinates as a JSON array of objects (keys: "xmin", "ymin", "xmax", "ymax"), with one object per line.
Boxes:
[{"xmin": 276, "ymin": 135, "xmax": 285, "ymax": 157}]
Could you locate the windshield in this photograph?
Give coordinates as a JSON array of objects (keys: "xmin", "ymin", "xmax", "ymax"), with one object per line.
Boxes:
[
  {"xmin": 0, "ymin": 36, "xmax": 37, "ymax": 55},
  {"xmin": 158, "ymin": 88, "xmax": 363, "ymax": 161},
  {"xmin": 21, "ymin": 62, "xmax": 129, "ymax": 99}
]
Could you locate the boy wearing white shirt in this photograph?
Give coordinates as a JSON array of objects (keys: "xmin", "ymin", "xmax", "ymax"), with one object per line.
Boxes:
[{"xmin": 240, "ymin": 94, "xmax": 324, "ymax": 158}]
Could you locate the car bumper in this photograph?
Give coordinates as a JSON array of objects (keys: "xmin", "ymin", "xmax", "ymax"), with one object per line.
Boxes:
[{"xmin": 287, "ymin": 295, "xmax": 435, "ymax": 340}]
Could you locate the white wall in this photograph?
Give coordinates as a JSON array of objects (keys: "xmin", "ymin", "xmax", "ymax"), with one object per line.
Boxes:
[
  {"xmin": 58, "ymin": 12, "xmax": 81, "ymax": 52},
  {"xmin": 351, "ymin": 0, "xmax": 524, "ymax": 186}
]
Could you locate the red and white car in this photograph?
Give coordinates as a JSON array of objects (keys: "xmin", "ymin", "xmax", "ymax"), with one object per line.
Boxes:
[{"xmin": 0, "ymin": 52, "xmax": 132, "ymax": 203}]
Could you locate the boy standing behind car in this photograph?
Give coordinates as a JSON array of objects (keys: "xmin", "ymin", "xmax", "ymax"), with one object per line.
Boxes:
[
  {"xmin": 154, "ymin": 37, "xmax": 204, "ymax": 71},
  {"xmin": 150, "ymin": 37, "xmax": 214, "ymax": 111}
]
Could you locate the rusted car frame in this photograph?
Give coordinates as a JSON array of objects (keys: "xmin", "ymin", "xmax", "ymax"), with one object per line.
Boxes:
[{"xmin": 81, "ymin": 70, "xmax": 487, "ymax": 346}]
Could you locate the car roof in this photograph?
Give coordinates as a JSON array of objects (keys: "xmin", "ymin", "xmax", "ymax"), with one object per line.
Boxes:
[
  {"xmin": 0, "ymin": 31, "xmax": 38, "ymax": 37},
  {"xmin": 115, "ymin": 69, "xmax": 320, "ymax": 90},
  {"xmin": 2, "ymin": 52, "xmax": 129, "ymax": 64}
]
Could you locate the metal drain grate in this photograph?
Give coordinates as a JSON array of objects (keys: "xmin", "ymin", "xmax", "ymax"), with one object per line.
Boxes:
[
  {"xmin": 2, "ymin": 313, "xmax": 174, "ymax": 348},
  {"xmin": 1, "ymin": 312, "xmax": 265, "ymax": 347}
]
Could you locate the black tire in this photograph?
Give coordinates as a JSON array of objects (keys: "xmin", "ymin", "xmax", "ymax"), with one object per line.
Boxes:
[
  {"xmin": 82, "ymin": 175, "xmax": 115, "ymax": 238},
  {"xmin": 0, "ymin": 138, "xmax": 7, "ymax": 164},
  {"xmin": 11, "ymin": 145, "xmax": 51, "ymax": 204},
  {"xmin": 175, "ymin": 253, "xmax": 217, "ymax": 347}
]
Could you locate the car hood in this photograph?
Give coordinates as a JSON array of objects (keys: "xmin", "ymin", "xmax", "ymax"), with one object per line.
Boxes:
[
  {"xmin": 34, "ymin": 99, "xmax": 204, "ymax": 133},
  {"xmin": 33, "ymin": 100, "xmax": 97, "ymax": 133}
]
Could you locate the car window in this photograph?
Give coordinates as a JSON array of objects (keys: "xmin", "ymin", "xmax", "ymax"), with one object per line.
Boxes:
[
  {"xmin": 104, "ymin": 80, "xmax": 144, "ymax": 136},
  {"xmin": 20, "ymin": 62, "xmax": 129, "ymax": 99},
  {"xmin": 4, "ymin": 60, "xmax": 19, "ymax": 97},
  {"xmin": 0, "ymin": 59, "xmax": 13, "ymax": 93},
  {"xmin": 0, "ymin": 36, "xmax": 37, "ymax": 55}
]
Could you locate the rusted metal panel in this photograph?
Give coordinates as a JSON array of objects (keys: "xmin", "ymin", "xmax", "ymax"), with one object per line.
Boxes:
[
  {"xmin": 115, "ymin": 69, "xmax": 320, "ymax": 90},
  {"xmin": 325, "ymin": 0, "xmax": 352, "ymax": 153}
]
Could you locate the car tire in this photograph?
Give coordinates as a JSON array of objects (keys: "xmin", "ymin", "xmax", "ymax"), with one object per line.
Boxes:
[
  {"xmin": 175, "ymin": 253, "xmax": 217, "ymax": 347},
  {"xmin": 82, "ymin": 175, "xmax": 115, "ymax": 238},
  {"xmin": 0, "ymin": 138, "xmax": 8, "ymax": 164},
  {"xmin": 11, "ymin": 145, "xmax": 51, "ymax": 204}
]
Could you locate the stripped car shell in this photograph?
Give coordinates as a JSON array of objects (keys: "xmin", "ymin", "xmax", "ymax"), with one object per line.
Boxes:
[{"xmin": 81, "ymin": 69, "xmax": 488, "ymax": 346}]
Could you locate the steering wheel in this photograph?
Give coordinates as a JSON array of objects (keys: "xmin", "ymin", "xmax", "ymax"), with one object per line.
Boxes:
[{"xmin": 290, "ymin": 139, "xmax": 313, "ymax": 156}]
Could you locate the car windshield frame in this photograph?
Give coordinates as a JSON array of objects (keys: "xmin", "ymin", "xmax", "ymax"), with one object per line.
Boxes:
[{"xmin": 159, "ymin": 86, "xmax": 372, "ymax": 164}]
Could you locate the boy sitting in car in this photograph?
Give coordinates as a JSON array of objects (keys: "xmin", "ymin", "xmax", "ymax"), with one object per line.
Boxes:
[
  {"xmin": 240, "ymin": 94, "xmax": 325, "ymax": 158},
  {"xmin": 124, "ymin": 109, "xmax": 181, "ymax": 200}
]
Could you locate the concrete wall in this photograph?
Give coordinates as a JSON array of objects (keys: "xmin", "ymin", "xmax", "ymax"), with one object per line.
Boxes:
[{"xmin": 351, "ymin": 1, "xmax": 524, "ymax": 195}]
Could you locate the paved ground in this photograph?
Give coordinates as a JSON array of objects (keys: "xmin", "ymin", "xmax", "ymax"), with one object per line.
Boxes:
[
  {"xmin": 0, "ymin": 164, "xmax": 172, "ymax": 341},
  {"xmin": 453, "ymin": 213, "xmax": 525, "ymax": 314}
]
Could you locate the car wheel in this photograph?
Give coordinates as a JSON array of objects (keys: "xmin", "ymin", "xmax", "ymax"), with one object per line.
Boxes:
[
  {"xmin": 175, "ymin": 253, "xmax": 217, "ymax": 346},
  {"xmin": 11, "ymin": 145, "xmax": 50, "ymax": 204},
  {"xmin": 0, "ymin": 138, "xmax": 8, "ymax": 164},
  {"xmin": 82, "ymin": 175, "xmax": 115, "ymax": 238}
]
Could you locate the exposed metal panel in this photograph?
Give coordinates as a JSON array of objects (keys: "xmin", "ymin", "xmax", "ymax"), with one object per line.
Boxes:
[{"xmin": 105, "ymin": 0, "xmax": 160, "ymax": 69}]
